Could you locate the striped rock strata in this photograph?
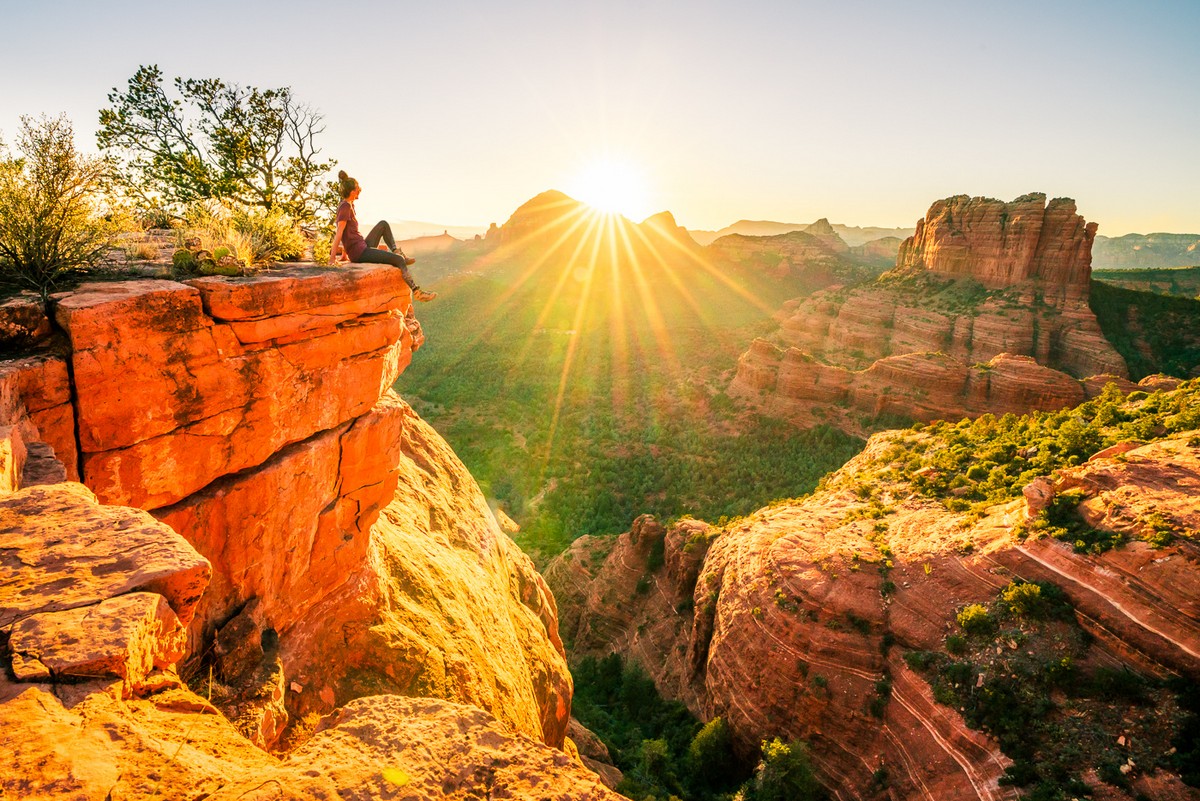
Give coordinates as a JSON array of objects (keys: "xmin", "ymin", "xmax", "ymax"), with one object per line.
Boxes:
[{"xmin": 549, "ymin": 430, "xmax": 1200, "ymax": 800}]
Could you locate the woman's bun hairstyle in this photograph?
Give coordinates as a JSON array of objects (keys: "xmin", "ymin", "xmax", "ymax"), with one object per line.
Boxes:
[{"xmin": 337, "ymin": 170, "xmax": 359, "ymax": 199}]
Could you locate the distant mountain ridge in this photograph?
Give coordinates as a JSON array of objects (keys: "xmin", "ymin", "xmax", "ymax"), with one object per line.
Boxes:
[
  {"xmin": 690, "ymin": 219, "xmax": 916, "ymax": 247},
  {"xmin": 1093, "ymin": 232, "xmax": 1200, "ymax": 270}
]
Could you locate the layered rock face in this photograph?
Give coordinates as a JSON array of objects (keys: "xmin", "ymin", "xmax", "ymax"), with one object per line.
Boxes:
[
  {"xmin": 548, "ymin": 428, "xmax": 1200, "ymax": 800},
  {"xmin": 0, "ymin": 266, "xmax": 571, "ymax": 754},
  {"xmin": 732, "ymin": 194, "xmax": 1131, "ymax": 430},
  {"xmin": 896, "ymin": 193, "xmax": 1098, "ymax": 296}
]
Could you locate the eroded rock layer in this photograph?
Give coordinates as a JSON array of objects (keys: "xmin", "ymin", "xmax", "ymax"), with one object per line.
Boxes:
[
  {"xmin": 549, "ymin": 430, "xmax": 1200, "ymax": 800},
  {"xmin": 732, "ymin": 194, "xmax": 1132, "ymax": 432},
  {"xmin": 0, "ymin": 482, "xmax": 611, "ymax": 800},
  {"xmin": 0, "ymin": 266, "xmax": 571, "ymax": 751},
  {"xmin": 896, "ymin": 193, "xmax": 1097, "ymax": 295}
]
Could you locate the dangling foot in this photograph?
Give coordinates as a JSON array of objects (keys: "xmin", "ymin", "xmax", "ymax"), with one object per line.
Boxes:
[
  {"xmin": 413, "ymin": 288, "xmax": 437, "ymax": 302},
  {"xmin": 392, "ymin": 247, "xmax": 416, "ymax": 266}
]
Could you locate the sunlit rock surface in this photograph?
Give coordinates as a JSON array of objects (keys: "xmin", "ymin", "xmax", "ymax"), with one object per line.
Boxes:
[{"xmin": 549, "ymin": 428, "xmax": 1200, "ymax": 800}]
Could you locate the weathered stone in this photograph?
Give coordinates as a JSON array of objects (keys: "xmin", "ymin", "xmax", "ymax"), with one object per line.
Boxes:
[
  {"xmin": 896, "ymin": 193, "xmax": 1096, "ymax": 295},
  {"xmin": 9, "ymin": 593, "xmax": 185, "ymax": 690},
  {"xmin": 0, "ymin": 483, "xmax": 210, "ymax": 629},
  {"xmin": 0, "ymin": 685, "xmax": 621, "ymax": 801},
  {"xmin": 52, "ymin": 270, "xmax": 410, "ymax": 509}
]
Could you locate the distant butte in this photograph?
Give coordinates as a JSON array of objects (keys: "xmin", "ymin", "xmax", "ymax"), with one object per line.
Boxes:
[{"xmin": 731, "ymin": 193, "xmax": 1135, "ymax": 433}]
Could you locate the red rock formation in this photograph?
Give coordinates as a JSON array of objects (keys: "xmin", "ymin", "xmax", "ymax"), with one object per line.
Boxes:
[
  {"xmin": 0, "ymin": 482, "xmax": 210, "ymax": 694},
  {"xmin": 0, "ymin": 483, "xmax": 614, "ymax": 800},
  {"xmin": 0, "ymin": 265, "xmax": 572, "ymax": 752},
  {"xmin": 733, "ymin": 343, "xmax": 1087, "ymax": 435},
  {"xmin": 549, "ymin": 430, "xmax": 1200, "ymax": 800},
  {"xmin": 733, "ymin": 194, "xmax": 1131, "ymax": 429},
  {"xmin": 895, "ymin": 193, "xmax": 1097, "ymax": 297}
]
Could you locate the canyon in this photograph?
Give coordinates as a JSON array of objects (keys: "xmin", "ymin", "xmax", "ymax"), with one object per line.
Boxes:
[
  {"xmin": 731, "ymin": 194, "xmax": 1150, "ymax": 435},
  {"xmin": 548, "ymin": 386, "xmax": 1200, "ymax": 800},
  {"xmin": 0, "ymin": 266, "xmax": 618, "ymax": 798}
]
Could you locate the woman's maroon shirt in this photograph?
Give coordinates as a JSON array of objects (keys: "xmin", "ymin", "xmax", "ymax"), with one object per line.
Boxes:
[{"xmin": 336, "ymin": 200, "xmax": 367, "ymax": 261}]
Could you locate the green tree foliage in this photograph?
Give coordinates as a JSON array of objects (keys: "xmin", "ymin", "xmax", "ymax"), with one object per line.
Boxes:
[
  {"xmin": 686, "ymin": 717, "xmax": 739, "ymax": 792},
  {"xmin": 571, "ymin": 654, "xmax": 748, "ymax": 801},
  {"xmin": 861, "ymin": 380, "xmax": 1200, "ymax": 529},
  {"xmin": 746, "ymin": 738, "xmax": 826, "ymax": 801},
  {"xmin": 98, "ymin": 65, "xmax": 336, "ymax": 225},
  {"xmin": 1090, "ymin": 279, "xmax": 1200, "ymax": 379},
  {"xmin": 0, "ymin": 115, "xmax": 122, "ymax": 299}
]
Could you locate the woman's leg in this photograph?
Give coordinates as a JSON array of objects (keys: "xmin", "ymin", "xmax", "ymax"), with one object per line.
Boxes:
[
  {"xmin": 363, "ymin": 220, "xmax": 397, "ymax": 252},
  {"xmin": 353, "ymin": 246, "xmax": 417, "ymax": 289}
]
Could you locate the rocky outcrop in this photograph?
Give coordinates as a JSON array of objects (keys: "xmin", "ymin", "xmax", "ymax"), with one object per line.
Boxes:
[
  {"xmin": 896, "ymin": 193, "xmax": 1097, "ymax": 297},
  {"xmin": 549, "ymin": 423, "xmax": 1200, "ymax": 800},
  {"xmin": 0, "ymin": 265, "xmax": 572, "ymax": 753},
  {"xmin": 0, "ymin": 482, "xmax": 209, "ymax": 693},
  {"xmin": 0, "ymin": 484, "xmax": 613, "ymax": 800},
  {"xmin": 734, "ymin": 345, "xmax": 1096, "ymax": 434},
  {"xmin": 0, "ymin": 676, "xmax": 621, "ymax": 801},
  {"xmin": 732, "ymin": 194, "xmax": 1133, "ymax": 430}
]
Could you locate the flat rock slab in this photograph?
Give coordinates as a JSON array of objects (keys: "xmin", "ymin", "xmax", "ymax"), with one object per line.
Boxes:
[
  {"xmin": 9, "ymin": 592, "xmax": 184, "ymax": 686},
  {"xmin": 0, "ymin": 483, "xmax": 210, "ymax": 629},
  {"xmin": 187, "ymin": 265, "xmax": 410, "ymax": 344}
]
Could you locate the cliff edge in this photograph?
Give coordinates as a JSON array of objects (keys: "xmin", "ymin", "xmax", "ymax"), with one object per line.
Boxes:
[{"xmin": 0, "ymin": 266, "xmax": 593, "ymax": 796}]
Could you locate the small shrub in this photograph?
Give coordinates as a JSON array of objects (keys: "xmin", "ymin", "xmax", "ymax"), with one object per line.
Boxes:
[
  {"xmin": 944, "ymin": 634, "xmax": 968, "ymax": 655},
  {"xmin": 230, "ymin": 204, "xmax": 305, "ymax": 262},
  {"xmin": 998, "ymin": 581, "xmax": 1043, "ymax": 618},
  {"xmin": 957, "ymin": 604, "xmax": 997, "ymax": 636},
  {"xmin": 0, "ymin": 115, "xmax": 124, "ymax": 298},
  {"xmin": 903, "ymin": 650, "xmax": 938, "ymax": 671},
  {"xmin": 124, "ymin": 240, "xmax": 160, "ymax": 261}
]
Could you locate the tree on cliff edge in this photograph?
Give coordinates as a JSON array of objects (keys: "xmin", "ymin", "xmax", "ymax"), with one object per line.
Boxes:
[
  {"xmin": 0, "ymin": 115, "xmax": 121, "ymax": 299},
  {"xmin": 98, "ymin": 65, "xmax": 336, "ymax": 225}
]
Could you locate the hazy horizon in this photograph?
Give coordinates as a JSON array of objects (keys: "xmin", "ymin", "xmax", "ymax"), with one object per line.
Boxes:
[{"xmin": 2, "ymin": 0, "xmax": 1197, "ymax": 235}]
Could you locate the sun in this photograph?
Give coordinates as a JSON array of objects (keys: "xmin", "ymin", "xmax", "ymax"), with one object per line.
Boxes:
[{"xmin": 565, "ymin": 158, "xmax": 651, "ymax": 220}]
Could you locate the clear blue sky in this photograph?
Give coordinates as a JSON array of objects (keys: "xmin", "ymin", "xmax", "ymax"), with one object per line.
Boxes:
[{"xmin": 1, "ymin": 0, "xmax": 1197, "ymax": 234}]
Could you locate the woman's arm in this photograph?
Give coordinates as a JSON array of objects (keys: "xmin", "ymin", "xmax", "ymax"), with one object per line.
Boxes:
[{"xmin": 330, "ymin": 220, "xmax": 347, "ymax": 264}]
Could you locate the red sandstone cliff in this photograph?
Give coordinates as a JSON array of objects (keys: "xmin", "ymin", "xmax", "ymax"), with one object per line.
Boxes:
[
  {"xmin": 731, "ymin": 194, "xmax": 1132, "ymax": 431},
  {"xmin": 896, "ymin": 193, "xmax": 1098, "ymax": 297},
  {"xmin": 0, "ymin": 266, "xmax": 574, "ymax": 778},
  {"xmin": 548, "ymin": 418, "xmax": 1200, "ymax": 800}
]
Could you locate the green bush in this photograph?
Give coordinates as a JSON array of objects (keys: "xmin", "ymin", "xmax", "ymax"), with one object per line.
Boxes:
[
  {"xmin": 998, "ymin": 582, "xmax": 1043, "ymax": 617},
  {"xmin": 945, "ymin": 634, "xmax": 968, "ymax": 655},
  {"xmin": 745, "ymin": 738, "xmax": 826, "ymax": 801},
  {"xmin": 229, "ymin": 204, "xmax": 306, "ymax": 262},
  {"xmin": 956, "ymin": 604, "xmax": 997, "ymax": 636},
  {"xmin": 0, "ymin": 115, "xmax": 124, "ymax": 298}
]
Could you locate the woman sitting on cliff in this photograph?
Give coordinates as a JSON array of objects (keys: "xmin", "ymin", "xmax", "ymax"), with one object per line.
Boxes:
[{"xmin": 329, "ymin": 170, "xmax": 437, "ymax": 302}]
